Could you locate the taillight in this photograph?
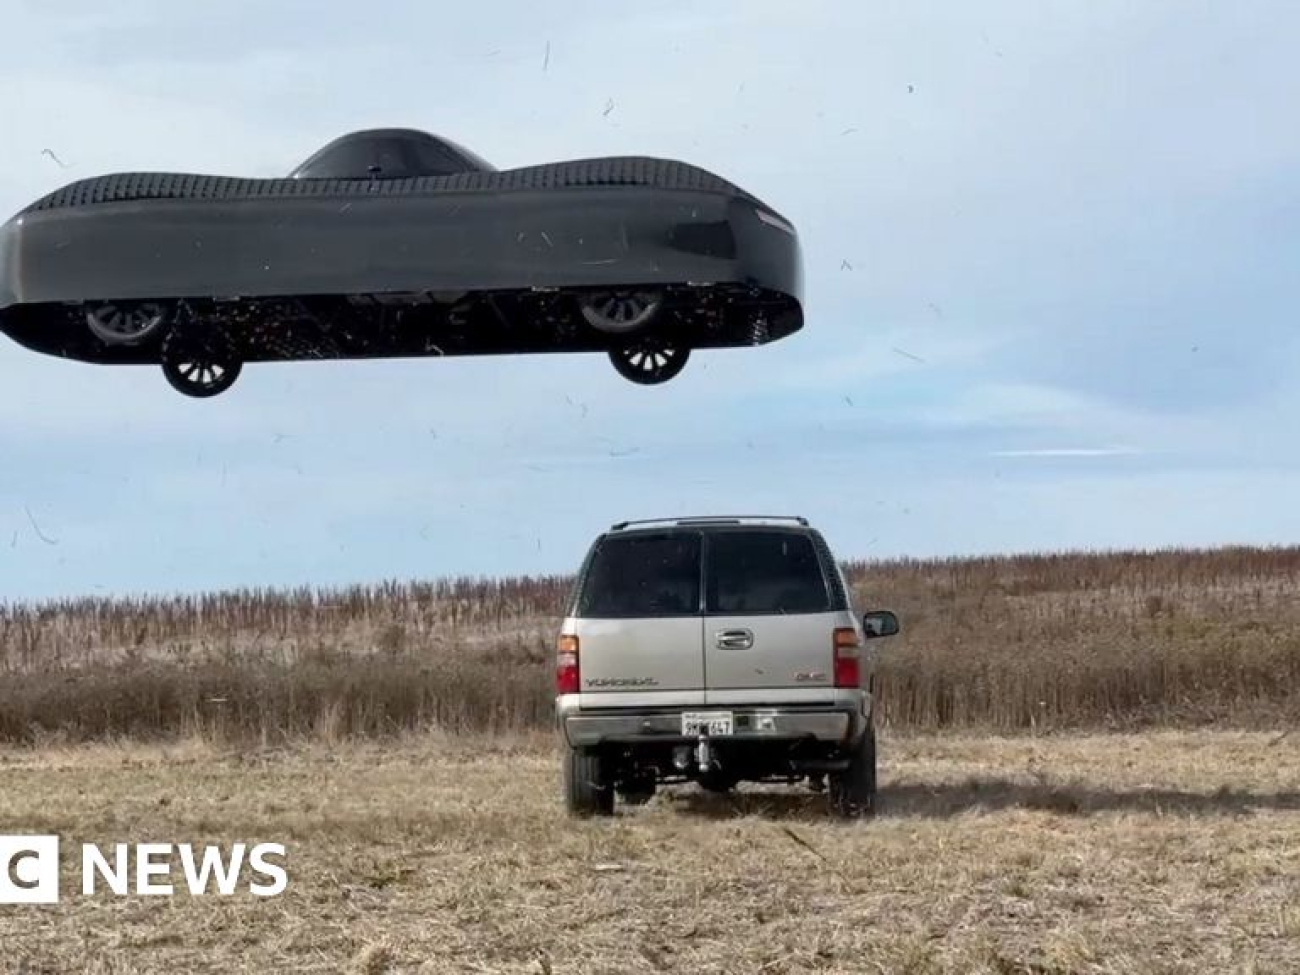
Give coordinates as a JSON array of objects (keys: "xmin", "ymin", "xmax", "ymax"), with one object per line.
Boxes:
[
  {"xmin": 833, "ymin": 627, "xmax": 860, "ymax": 688},
  {"xmin": 556, "ymin": 635, "xmax": 580, "ymax": 695}
]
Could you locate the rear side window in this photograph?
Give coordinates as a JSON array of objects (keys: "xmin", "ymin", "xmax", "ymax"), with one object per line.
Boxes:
[
  {"xmin": 706, "ymin": 531, "xmax": 831, "ymax": 614},
  {"xmin": 577, "ymin": 532, "xmax": 702, "ymax": 617}
]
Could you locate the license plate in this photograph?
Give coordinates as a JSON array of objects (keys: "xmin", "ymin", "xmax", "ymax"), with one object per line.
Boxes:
[{"xmin": 681, "ymin": 711, "xmax": 734, "ymax": 736}]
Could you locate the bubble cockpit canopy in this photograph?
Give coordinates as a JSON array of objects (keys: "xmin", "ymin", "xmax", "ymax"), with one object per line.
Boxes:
[{"xmin": 289, "ymin": 128, "xmax": 497, "ymax": 180}]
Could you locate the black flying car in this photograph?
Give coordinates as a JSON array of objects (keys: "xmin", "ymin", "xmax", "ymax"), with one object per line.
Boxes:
[{"xmin": 0, "ymin": 128, "xmax": 803, "ymax": 397}]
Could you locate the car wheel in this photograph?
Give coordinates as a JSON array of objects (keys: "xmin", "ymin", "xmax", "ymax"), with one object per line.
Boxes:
[
  {"xmin": 617, "ymin": 784, "xmax": 656, "ymax": 807},
  {"xmin": 86, "ymin": 301, "xmax": 170, "ymax": 346},
  {"xmin": 608, "ymin": 339, "xmax": 690, "ymax": 385},
  {"xmin": 563, "ymin": 747, "xmax": 615, "ymax": 817},
  {"xmin": 580, "ymin": 290, "xmax": 663, "ymax": 334},
  {"xmin": 160, "ymin": 328, "xmax": 244, "ymax": 399},
  {"xmin": 697, "ymin": 769, "xmax": 738, "ymax": 794},
  {"xmin": 829, "ymin": 724, "xmax": 877, "ymax": 819}
]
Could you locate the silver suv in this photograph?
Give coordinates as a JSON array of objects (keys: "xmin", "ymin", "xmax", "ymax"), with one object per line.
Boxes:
[{"xmin": 554, "ymin": 515, "xmax": 899, "ymax": 817}]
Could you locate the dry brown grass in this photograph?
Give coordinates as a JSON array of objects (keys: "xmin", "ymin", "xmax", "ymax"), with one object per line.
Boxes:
[
  {"xmin": 0, "ymin": 730, "xmax": 1297, "ymax": 973},
  {"xmin": 1, "ymin": 545, "xmax": 1299, "ymax": 741}
]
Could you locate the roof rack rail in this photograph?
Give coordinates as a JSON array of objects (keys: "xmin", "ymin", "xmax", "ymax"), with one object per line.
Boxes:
[{"xmin": 609, "ymin": 515, "xmax": 810, "ymax": 531}]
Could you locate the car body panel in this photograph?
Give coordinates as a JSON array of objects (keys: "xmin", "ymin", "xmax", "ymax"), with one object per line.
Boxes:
[
  {"xmin": 703, "ymin": 611, "xmax": 846, "ymax": 705},
  {"xmin": 699, "ymin": 527, "xmax": 849, "ymax": 705},
  {"xmin": 1, "ymin": 185, "xmax": 793, "ymax": 309},
  {"xmin": 564, "ymin": 528, "xmax": 707, "ymax": 708},
  {"xmin": 566, "ymin": 616, "xmax": 706, "ymax": 708},
  {"xmin": 0, "ymin": 132, "xmax": 803, "ymax": 370}
]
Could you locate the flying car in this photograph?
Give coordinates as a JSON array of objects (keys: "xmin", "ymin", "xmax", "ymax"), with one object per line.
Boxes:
[{"xmin": 0, "ymin": 128, "xmax": 803, "ymax": 397}]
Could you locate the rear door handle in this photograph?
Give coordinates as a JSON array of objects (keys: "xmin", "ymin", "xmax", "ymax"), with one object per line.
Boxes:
[{"xmin": 716, "ymin": 628, "xmax": 754, "ymax": 649}]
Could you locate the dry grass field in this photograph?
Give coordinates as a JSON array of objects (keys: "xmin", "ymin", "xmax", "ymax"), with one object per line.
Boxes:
[
  {"xmin": 2, "ymin": 546, "xmax": 1297, "ymax": 971},
  {"xmin": 2, "ymin": 546, "xmax": 1299, "ymax": 741},
  {"xmin": 1, "ymin": 730, "xmax": 1298, "ymax": 974}
]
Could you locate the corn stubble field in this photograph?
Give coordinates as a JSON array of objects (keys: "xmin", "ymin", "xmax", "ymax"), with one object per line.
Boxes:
[
  {"xmin": 2, "ymin": 546, "xmax": 1299, "ymax": 973},
  {"xmin": 3, "ymin": 546, "xmax": 1300, "ymax": 740}
]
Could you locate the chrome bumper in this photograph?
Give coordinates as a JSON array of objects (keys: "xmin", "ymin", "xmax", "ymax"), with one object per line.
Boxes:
[{"xmin": 557, "ymin": 705, "xmax": 862, "ymax": 749}]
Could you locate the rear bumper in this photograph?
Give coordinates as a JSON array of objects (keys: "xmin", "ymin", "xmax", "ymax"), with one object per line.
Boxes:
[{"xmin": 555, "ymin": 696, "xmax": 868, "ymax": 749}]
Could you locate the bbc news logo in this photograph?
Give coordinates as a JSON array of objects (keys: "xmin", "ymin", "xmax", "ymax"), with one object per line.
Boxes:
[
  {"xmin": 0, "ymin": 837, "xmax": 59, "ymax": 904},
  {"xmin": 0, "ymin": 836, "xmax": 287, "ymax": 904}
]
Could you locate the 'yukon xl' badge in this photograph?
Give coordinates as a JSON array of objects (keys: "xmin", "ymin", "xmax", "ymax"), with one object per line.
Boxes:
[
  {"xmin": 795, "ymin": 671, "xmax": 827, "ymax": 682},
  {"xmin": 585, "ymin": 677, "xmax": 660, "ymax": 688}
]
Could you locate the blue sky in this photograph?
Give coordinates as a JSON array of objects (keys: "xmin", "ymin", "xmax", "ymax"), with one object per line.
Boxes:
[{"xmin": 2, "ymin": 0, "xmax": 1299, "ymax": 601}]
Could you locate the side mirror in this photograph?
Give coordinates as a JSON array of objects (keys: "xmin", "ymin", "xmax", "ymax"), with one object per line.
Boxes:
[{"xmin": 862, "ymin": 610, "xmax": 899, "ymax": 639}]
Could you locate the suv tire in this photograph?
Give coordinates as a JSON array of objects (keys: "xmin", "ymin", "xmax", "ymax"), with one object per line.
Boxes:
[
  {"xmin": 698, "ymin": 769, "xmax": 739, "ymax": 794},
  {"xmin": 829, "ymin": 724, "xmax": 877, "ymax": 819},
  {"xmin": 563, "ymin": 747, "xmax": 615, "ymax": 817}
]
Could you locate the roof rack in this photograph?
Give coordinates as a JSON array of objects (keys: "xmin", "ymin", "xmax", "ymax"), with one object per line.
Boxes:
[{"xmin": 609, "ymin": 515, "xmax": 809, "ymax": 531}]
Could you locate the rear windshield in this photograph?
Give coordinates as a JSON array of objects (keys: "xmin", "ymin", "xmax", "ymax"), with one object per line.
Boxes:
[
  {"xmin": 706, "ymin": 531, "xmax": 831, "ymax": 614},
  {"xmin": 577, "ymin": 532, "xmax": 702, "ymax": 617}
]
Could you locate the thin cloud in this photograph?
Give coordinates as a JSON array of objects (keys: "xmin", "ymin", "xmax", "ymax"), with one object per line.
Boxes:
[{"xmin": 990, "ymin": 447, "xmax": 1144, "ymax": 459}]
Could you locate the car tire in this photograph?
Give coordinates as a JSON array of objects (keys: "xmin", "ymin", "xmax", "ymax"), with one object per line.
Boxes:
[
  {"xmin": 617, "ymin": 773, "xmax": 656, "ymax": 806},
  {"xmin": 608, "ymin": 339, "xmax": 690, "ymax": 385},
  {"xmin": 160, "ymin": 327, "xmax": 244, "ymax": 399},
  {"xmin": 580, "ymin": 290, "xmax": 663, "ymax": 334},
  {"xmin": 563, "ymin": 747, "xmax": 615, "ymax": 817},
  {"xmin": 829, "ymin": 724, "xmax": 877, "ymax": 819},
  {"xmin": 86, "ymin": 301, "xmax": 170, "ymax": 346},
  {"xmin": 697, "ymin": 769, "xmax": 738, "ymax": 794},
  {"xmin": 617, "ymin": 787, "xmax": 654, "ymax": 807}
]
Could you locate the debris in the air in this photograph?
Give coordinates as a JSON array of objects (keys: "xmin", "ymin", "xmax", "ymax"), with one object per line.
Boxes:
[
  {"xmin": 41, "ymin": 149, "xmax": 69, "ymax": 168},
  {"xmin": 892, "ymin": 347, "xmax": 925, "ymax": 363},
  {"xmin": 603, "ymin": 99, "xmax": 615, "ymax": 117},
  {"xmin": 543, "ymin": 41, "xmax": 551, "ymax": 71},
  {"xmin": 840, "ymin": 260, "xmax": 853, "ymax": 271},
  {"xmin": 24, "ymin": 506, "xmax": 58, "ymax": 545}
]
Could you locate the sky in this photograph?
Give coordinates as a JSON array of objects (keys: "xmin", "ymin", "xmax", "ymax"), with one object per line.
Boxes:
[{"xmin": 1, "ymin": 0, "xmax": 1299, "ymax": 601}]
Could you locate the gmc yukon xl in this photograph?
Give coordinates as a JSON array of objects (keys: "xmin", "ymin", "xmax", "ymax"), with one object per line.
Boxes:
[{"xmin": 554, "ymin": 515, "xmax": 899, "ymax": 817}]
